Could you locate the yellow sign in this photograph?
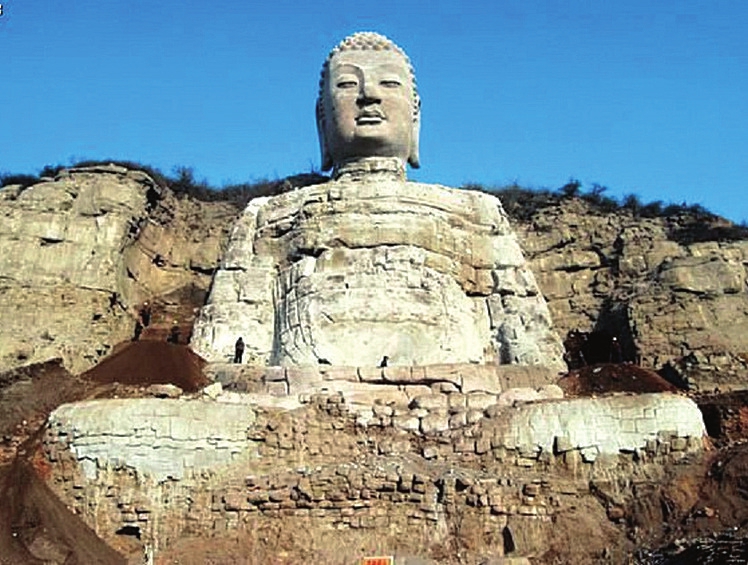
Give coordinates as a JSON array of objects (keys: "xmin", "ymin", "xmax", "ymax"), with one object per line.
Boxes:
[{"xmin": 360, "ymin": 557, "xmax": 394, "ymax": 565}]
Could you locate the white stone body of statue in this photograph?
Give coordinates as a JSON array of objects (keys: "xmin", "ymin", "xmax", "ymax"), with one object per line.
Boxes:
[
  {"xmin": 190, "ymin": 32, "xmax": 565, "ymax": 371},
  {"xmin": 191, "ymin": 161, "xmax": 564, "ymax": 369}
]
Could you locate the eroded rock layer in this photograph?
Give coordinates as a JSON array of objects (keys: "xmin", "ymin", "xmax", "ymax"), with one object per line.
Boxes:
[
  {"xmin": 42, "ymin": 391, "xmax": 706, "ymax": 561},
  {"xmin": 0, "ymin": 165, "xmax": 236, "ymax": 374},
  {"xmin": 3, "ymin": 166, "xmax": 748, "ymax": 390},
  {"xmin": 520, "ymin": 199, "xmax": 748, "ymax": 389}
]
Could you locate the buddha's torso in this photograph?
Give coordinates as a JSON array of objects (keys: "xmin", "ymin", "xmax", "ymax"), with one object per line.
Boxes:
[{"xmin": 191, "ymin": 161, "xmax": 564, "ymax": 370}]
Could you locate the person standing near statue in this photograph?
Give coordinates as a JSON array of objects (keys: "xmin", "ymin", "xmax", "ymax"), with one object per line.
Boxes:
[
  {"xmin": 139, "ymin": 301, "xmax": 152, "ymax": 327},
  {"xmin": 610, "ymin": 336, "xmax": 623, "ymax": 363},
  {"xmin": 234, "ymin": 337, "xmax": 245, "ymax": 364},
  {"xmin": 167, "ymin": 321, "xmax": 180, "ymax": 344},
  {"xmin": 131, "ymin": 301, "xmax": 152, "ymax": 342},
  {"xmin": 132, "ymin": 319, "xmax": 143, "ymax": 342}
]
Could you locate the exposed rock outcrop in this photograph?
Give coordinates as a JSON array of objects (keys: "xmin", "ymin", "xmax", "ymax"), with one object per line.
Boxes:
[
  {"xmin": 41, "ymin": 389, "xmax": 706, "ymax": 561},
  {"xmin": 3, "ymin": 167, "xmax": 748, "ymax": 390},
  {"xmin": 518, "ymin": 199, "xmax": 748, "ymax": 389},
  {"xmin": 0, "ymin": 164, "xmax": 236, "ymax": 374},
  {"xmin": 5, "ymin": 165, "xmax": 739, "ymax": 564}
]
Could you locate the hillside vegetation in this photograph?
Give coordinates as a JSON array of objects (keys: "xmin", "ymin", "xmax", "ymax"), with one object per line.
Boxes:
[{"xmin": 3, "ymin": 160, "xmax": 747, "ymax": 245}]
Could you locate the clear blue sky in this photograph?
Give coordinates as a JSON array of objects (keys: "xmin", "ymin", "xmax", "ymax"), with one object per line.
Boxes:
[{"xmin": 2, "ymin": 1, "xmax": 746, "ymax": 222}]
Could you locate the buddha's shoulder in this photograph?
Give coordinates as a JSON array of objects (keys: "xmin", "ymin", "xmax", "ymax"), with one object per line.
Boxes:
[{"xmin": 247, "ymin": 178, "xmax": 502, "ymax": 209}]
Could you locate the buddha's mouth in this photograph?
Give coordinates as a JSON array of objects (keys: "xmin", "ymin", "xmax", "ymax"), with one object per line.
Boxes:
[{"xmin": 356, "ymin": 111, "xmax": 385, "ymax": 125}]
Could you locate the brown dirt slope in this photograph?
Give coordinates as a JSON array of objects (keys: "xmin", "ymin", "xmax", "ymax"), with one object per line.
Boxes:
[
  {"xmin": 0, "ymin": 339, "xmax": 211, "ymax": 564},
  {"xmin": 82, "ymin": 340, "xmax": 208, "ymax": 392},
  {"xmin": 0, "ymin": 360, "xmax": 75, "ymax": 439},
  {"xmin": 0, "ymin": 456, "xmax": 125, "ymax": 565},
  {"xmin": 558, "ymin": 363, "xmax": 679, "ymax": 397}
]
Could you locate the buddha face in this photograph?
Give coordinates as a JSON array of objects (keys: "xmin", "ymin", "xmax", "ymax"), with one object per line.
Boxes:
[{"xmin": 318, "ymin": 48, "xmax": 420, "ymax": 170}]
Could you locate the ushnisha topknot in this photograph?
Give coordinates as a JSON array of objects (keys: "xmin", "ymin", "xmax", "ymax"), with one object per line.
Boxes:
[{"xmin": 317, "ymin": 32, "xmax": 420, "ymax": 121}]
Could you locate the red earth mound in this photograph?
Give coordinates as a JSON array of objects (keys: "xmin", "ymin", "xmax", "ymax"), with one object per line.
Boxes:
[
  {"xmin": 558, "ymin": 363, "xmax": 679, "ymax": 397},
  {"xmin": 695, "ymin": 390, "xmax": 748, "ymax": 446},
  {"xmin": 82, "ymin": 341, "xmax": 209, "ymax": 393},
  {"xmin": 0, "ymin": 455, "xmax": 125, "ymax": 565}
]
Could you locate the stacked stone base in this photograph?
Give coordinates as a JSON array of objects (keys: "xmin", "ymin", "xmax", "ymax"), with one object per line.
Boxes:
[{"xmin": 42, "ymin": 385, "xmax": 706, "ymax": 560}]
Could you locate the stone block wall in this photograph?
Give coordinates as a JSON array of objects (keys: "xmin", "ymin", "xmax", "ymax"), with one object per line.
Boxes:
[
  {"xmin": 42, "ymin": 391, "xmax": 706, "ymax": 557},
  {"xmin": 205, "ymin": 361, "xmax": 561, "ymax": 409},
  {"xmin": 46, "ymin": 399, "xmax": 258, "ymax": 481}
]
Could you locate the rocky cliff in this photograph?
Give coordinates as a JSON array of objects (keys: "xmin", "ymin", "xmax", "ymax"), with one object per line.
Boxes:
[
  {"xmin": 2, "ymin": 166, "xmax": 747, "ymax": 389},
  {"xmin": 0, "ymin": 164, "xmax": 236, "ymax": 374},
  {"xmin": 2, "ymin": 165, "xmax": 745, "ymax": 564},
  {"xmin": 520, "ymin": 198, "xmax": 748, "ymax": 389}
]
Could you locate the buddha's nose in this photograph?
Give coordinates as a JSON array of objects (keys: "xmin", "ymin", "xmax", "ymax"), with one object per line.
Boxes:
[{"xmin": 358, "ymin": 78, "xmax": 382, "ymax": 103}]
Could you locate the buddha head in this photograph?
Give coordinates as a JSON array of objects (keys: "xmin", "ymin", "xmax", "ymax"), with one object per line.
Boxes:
[{"xmin": 316, "ymin": 32, "xmax": 421, "ymax": 172}]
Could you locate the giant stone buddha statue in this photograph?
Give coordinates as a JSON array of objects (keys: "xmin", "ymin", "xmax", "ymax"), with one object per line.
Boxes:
[{"xmin": 191, "ymin": 32, "xmax": 565, "ymax": 371}]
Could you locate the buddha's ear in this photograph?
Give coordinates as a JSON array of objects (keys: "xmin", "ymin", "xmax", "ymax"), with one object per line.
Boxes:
[
  {"xmin": 407, "ymin": 99, "xmax": 421, "ymax": 169},
  {"xmin": 316, "ymin": 100, "xmax": 334, "ymax": 172}
]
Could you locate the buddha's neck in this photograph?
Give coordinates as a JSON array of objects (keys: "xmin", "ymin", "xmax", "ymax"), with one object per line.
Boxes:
[{"xmin": 333, "ymin": 157, "xmax": 406, "ymax": 182}]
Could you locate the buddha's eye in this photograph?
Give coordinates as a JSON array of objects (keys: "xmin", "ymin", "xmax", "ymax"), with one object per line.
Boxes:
[
  {"xmin": 336, "ymin": 79, "xmax": 358, "ymax": 89},
  {"xmin": 380, "ymin": 79, "xmax": 401, "ymax": 88}
]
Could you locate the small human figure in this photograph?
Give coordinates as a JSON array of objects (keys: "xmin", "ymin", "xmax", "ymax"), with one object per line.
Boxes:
[
  {"xmin": 379, "ymin": 355, "xmax": 389, "ymax": 368},
  {"xmin": 563, "ymin": 329, "xmax": 589, "ymax": 369},
  {"xmin": 139, "ymin": 301, "xmax": 152, "ymax": 327},
  {"xmin": 132, "ymin": 320, "xmax": 143, "ymax": 341},
  {"xmin": 167, "ymin": 321, "xmax": 180, "ymax": 344},
  {"xmin": 610, "ymin": 337, "xmax": 622, "ymax": 363},
  {"xmin": 233, "ymin": 337, "xmax": 245, "ymax": 364}
]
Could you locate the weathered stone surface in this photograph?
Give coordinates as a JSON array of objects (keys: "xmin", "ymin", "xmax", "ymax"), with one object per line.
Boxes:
[
  {"xmin": 310, "ymin": 380, "xmax": 409, "ymax": 408},
  {"xmin": 411, "ymin": 393, "xmax": 449, "ymax": 411},
  {"xmin": 41, "ymin": 388, "xmax": 707, "ymax": 562},
  {"xmin": 199, "ymin": 362, "xmax": 566, "ymax": 413},
  {"xmin": 146, "ymin": 384, "xmax": 183, "ymax": 398},
  {"xmin": 202, "ymin": 382, "xmax": 223, "ymax": 399},
  {"xmin": 657, "ymin": 255, "xmax": 745, "ymax": 295},
  {"xmin": 466, "ymin": 392, "xmax": 497, "ymax": 410},
  {"xmin": 420, "ymin": 413, "xmax": 450, "ymax": 435},
  {"xmin": 496, "ymin": 388, "xmax": 542, "ymax": 406},
  {"xmin": 4, "ymin": 29, "xmax": 732, "ymax": 564},
  {"xmin": 517, "ymin": 198, "xmax": 748, "ymax": 389},
  {"xmin": 47, "ymin": 398, "xmax": 258, "ymax": 481},
  {"xmin": 316, "ymin": 32, "xmax": 421, "ymax": 172},
  {"xmin": 5, "ymin": 166, "xmax": 748, "ymax": 392},
  {"xmin": 191, "ymin": 180, "xmax": 565, "ymax": 372},
  {"xmin": 538, "ymin": 384, "xmax": 564, "ymax": 400},
  {"xmin": 0, "ymin": 165, "xmax": 235, "ymax": 374},
  {"xmin": 489, "ymin": 393, "xmax": 705, "ymax": 455},
  {"xmin": 188, "ymin": 33, "xmax": 563, "ymax": 374}
]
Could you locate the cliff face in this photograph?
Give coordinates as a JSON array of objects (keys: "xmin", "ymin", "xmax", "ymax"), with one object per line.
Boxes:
[
  {"xmin": 1, "ymin": 167, "xmax": 747, "ymax": 388},
  {"xmin": 0, "ymin": 164, "xmax": 236, "ymax": 374},
  {"xmin": 519, "ymin": 198, "xmax": 748, "ymax": 389}
]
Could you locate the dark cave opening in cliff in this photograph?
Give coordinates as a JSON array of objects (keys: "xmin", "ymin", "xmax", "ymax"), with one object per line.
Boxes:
[{"xmin": 115, "ymin": 525, "xmax": 141, "ymax": 540}]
